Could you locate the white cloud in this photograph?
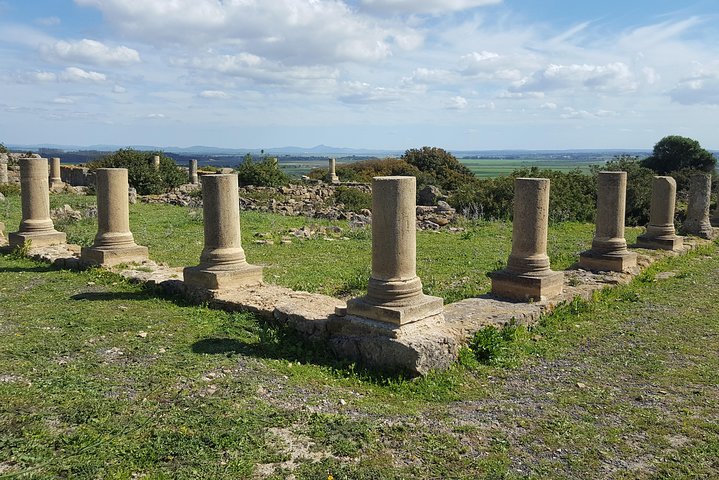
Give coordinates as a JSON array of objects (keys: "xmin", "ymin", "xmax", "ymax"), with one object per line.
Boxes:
[
  {"xmin": 446, "ymin": 95, "xmax": 468, "ymax": 110},
  {"xmin": 113, "ymin": 84, "xmax": 126, "ymax": 93},
  {"xmin": 52, "ymin": 96, "xmax": 75, "ymax": 104},
  {"xmin": 59, "ymin": 67, "xmax": 106, "ymax": 82},
  {"xmin": 559, "ymin": 107, "xmax": 618, "ymax": 120},
  {"xmin": 511, "ymin": 62, "xmax": 639, "ymax": 94},
  {"xmin": 41, "ymin": 39, "xmax": 140, "ymax": 66},
  {"xmin": 540, "ymin": 102, "xmax": 557, "ymax": 110},
  {"xmin": 338, "ymin": 81, "xmax": 402, "ymax": 104},
  {"xmin": 670, "ymin": 75, "xmax": 719, "ymax": 105},
  {"xmin": 360, "ymin": 0, "xmax": 501, "ymax": 15},
  {"xmin": 146, "ymin": 113, "xmax": 165, "ymax": 119},
  {"xmin": 199, "ymin": 90, "xmax": 229, "ymax": 99}
]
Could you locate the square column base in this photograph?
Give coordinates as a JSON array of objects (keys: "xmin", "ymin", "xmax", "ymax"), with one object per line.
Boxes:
[
  {"xmin": 327, "ymin": 175, "xmax": 339, "ymax": 184},
  {"xmin": 578, "ymin": 249, "xmax": 638, "ymax": 273},
  {"xmin": 490, "ymin": 269, "xmax": 564, "ymax": 302},
  {"xmin": 183, "ymin": 263, "xmax": 263, "ymax": 290},
  {"xmin": 50, "ymin": 181, "xmax": 65, "ymax": 191},
  {"xmin": 81, "ymin": 245, "xmax": 149, "ymax": 267},
  {"xmin": 346, "ymin": 294, "xmax": 443, "ymax": 326},
  {"xmin": 9, "ymin": 230, "xmax": 66, "ymax": 249},
  {"xmin": 636, "ymin": 234, "xmax": 684, "ymax": 251}
]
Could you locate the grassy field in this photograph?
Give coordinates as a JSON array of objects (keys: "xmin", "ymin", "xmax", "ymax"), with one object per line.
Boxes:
[
  {"xmin": 1, "ymin": 207, "xmax": 717, "ymax": 478},
  {"xmin": 1, "ymin": 192, "xmax": 641, "ymax": 303}
]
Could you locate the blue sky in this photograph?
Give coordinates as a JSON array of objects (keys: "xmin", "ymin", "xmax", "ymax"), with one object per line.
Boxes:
[{"xmin": 1, "ymin": 0, "xmax": 718, "ymax": 150}]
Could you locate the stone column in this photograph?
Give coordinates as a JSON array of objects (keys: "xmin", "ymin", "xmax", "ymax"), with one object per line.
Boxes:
[
  {"xmin": 637, "ymin": 176, "xmax": 683, "ymax": 250},
  {"xmin": 189, "ymin": 159, "xmax": 198, "ymax": 184},
  {"xmin": 0, "ymin": 159, "xmax": 7, "ymax": 185},
  {"xmin": 183, "ymin": 174, "xmax": 263, "ymax": 289},
  {"xmin": 81, "ymin": 168, "xmax": 148, "ymax": 266},
  {"xmin": 711, "ymin": 184, "xmax": 719, "ymax": 228},
  {"xmin": 491, "ymin": 178, "xmax": 563, "ymax": 301},
  {"xmin": 681, "ymin": 173, "xmax": 714, "ymax": 239},
  {"xmin": 9, "ymin": 158, "xmax": 66, "ymax": 248},
  {"xmin": 579, "ymin": 171, "xmax": 638, "ymax": 272},
  {"xmin": 346, "ymin": 176, "xmax": 443, "ymax": 325},
  {"xmin": 49, "ymin": 157, "xmax": 64, "ymax": 190},
  {"xmin": 152, "ymin": 155, "xmax": 160, "ymax": 171},
  {"xmin": 326, "ymin": 158, "xmax": 339, "ymax": 183}
]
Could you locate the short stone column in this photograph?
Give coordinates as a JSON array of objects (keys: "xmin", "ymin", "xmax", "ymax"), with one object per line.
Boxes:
[
  {"xmin": 346, "ymin": 176, "xmax": 443, "ymax": 325},
  {"xmin": 491, "ymin": 178, "xmax": 563, "ymax": 301},
  {"xmin": 9, "ymin": 158, "xmax": 66, "ymax": 248},
  {"xmin": 637, "ymin": 176, "xmax": 683, "ymax": 250},
  {"xmin": 326, "ymin": 158, "xmax": 339, "ymax": 184},
  {"xmin": 189, "ymin": 159, "xmax": 198, "ymax": 184},
  {"xmin": 579, "ymin": 171, "xmax": 638, "ymax": 272},
  {"xmin": 81, "ymin": 168, "xmax": 148, "ymax": 266},
  {"xmin": 183, "ymin": 174, "xmax": 263, "ymax": 289},
  {"xmin": 681, "ymin": 173, "xmax": 714, "ymax": 239},
  {"xmin": 151, "ymin": 155, "xmax": 160, "ymax": 171},
  {"xmin": 0, "ymin": 159, "xmax": 7, "ymax": 185},
  {"xmin": 49, "ymin": 157, "xmax": 64, "ymax": 190}
]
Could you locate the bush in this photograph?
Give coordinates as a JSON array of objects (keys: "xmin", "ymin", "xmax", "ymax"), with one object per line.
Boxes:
[
  {"xmin": 308, "ymin": 158, "xmax": 423, "ymax": 183},
  {"xmin": 0, "ymin": 142, "xmax": 7, "ymax": 154},
  {"xmin": 401, "ymin": 146, "xmax": 475, "ymax": 191},
  {"xmin": 88, "ymin": 148, "xmax": 185, "ymax": 195},
  {"xmin": 236, "ymin": 154, "xmax": 289, "ymax": 187},
  {"xmin": 333, "ymin": 186, "xmax": 372, "ymax": 212}
]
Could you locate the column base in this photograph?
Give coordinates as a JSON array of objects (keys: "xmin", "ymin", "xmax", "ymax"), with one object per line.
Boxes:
[
  {"xmin": 9, "ymin": 230, "xmax": 66, "ymax": 248},
  {"xmin": 327, "ymin": 175, "xmax": 339, "ymax": 184},
  {"xmin": 680, "ymin": 223, "xmax": 715, "ymax": 240},
  {"xmin": 183, "ymin": 263, "xmax": 263, "ymax": 290},
  {"xmin": 578, "ymin": 249, "xmax": 638, "ymax": 273},
  {"xmin": 81, "ymin": 244, "xmax": 149, "ymax": 267},
  {"xmin": 490, "ymin": 269, "xmax": 564, "ymax": 302},
  {"xmin": 50, "ymin": 181, "xmax": 65, "ymax": 191},
  {"xmin": 346, "ymin": 293, "xmax": 443, "ymax": 326},
  {"xmin": 636, "ymin": 234, "xmax": 684, "ymax": 251}
]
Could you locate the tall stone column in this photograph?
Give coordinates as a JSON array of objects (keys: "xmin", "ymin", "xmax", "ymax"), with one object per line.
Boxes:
[
  {"xmin": 326, "ymin": 158, "xmax": 339, "ymax": 183},
  {"xmin": 184, "ymin": 174, "xmax": 263, "ymax": 289},
  {"xmin": 152, "ymin": 155, "xmax": 160, "ymax": 171},
  {"xmin": 681, "ymin": 173, "xmax": 714, "ymax": 239},
  {"xmin": 346, "ymin": 176, "xmax": 443, "ymax": 325},
  {"xmin": 491, "ymin": 178, "xmax": 563, "ymax": 301},
  {"xmin": 637, "ymin": 176, "xmax": 683, "ymax": 250},
  {"xmin": 49, "ymin": 157, "xmax": 64, "ymax": 190},
  {"xmin": 189, "ymin": 159, "xmax": 198, "ymax": 184},
  {"xmin": 9, "ymin": 158, "xmax": 66, "ymax": 248},
  {"xmin": 81, "ymin": 168, "xmax": 148, "ymax": 266},
  {"xmin": 579, "ymin": 171, "xmax": 638, "ymax": 272}
]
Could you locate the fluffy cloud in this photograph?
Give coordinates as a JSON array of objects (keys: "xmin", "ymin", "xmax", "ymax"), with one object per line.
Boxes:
[
  {"xmin": 59, "ymin": 67, "xmax": 107, "ymax": 82},
  {"xmin": 670, "ymin": 75, "xmax": 719, "ymax": 105},
  {"xmin": 360, "ymin": 0, "xmax": 501, "ymax": 15},
  {"xmin": 199, "ymin": 90, "xmax": 230, "ymax": 99},
  {"xmin": 338, "ymin": 81, "xmax": 403, "ymax": 104},
  {"xmin": 41, "ymin": 39, "xmax": 140, "ymax": 66},
  {"xmin": 446, "ymin": 95, "xmax": 468, "ymax": 110},
  {"xmin": 511, "ymin": 62, "xmax": 639, "ymax": 94}
]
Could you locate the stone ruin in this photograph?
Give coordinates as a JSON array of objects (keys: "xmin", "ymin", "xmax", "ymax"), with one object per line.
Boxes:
[{"xmin": 1, "ymin": 159, "xmax": 718, "ymax": 375}]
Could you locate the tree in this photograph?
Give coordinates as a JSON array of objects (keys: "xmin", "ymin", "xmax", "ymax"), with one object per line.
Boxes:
[
  {"xmin": 88, "ymin": 148, "xmax": 185, "ymax": 195},
  {"xmin": 236, "ymin": 154, "xmax": 289, "ymax": 187},
  {"xmin": 641, "ymin": 135, "xmax": 716, "ymax": 174},
  {"xmin": 401, "ymin": 146, "xmax": 475, "ymax": 191},
  {"xmin": 0, "ymin": 142, "xmax": 8, "ymax": 154}
]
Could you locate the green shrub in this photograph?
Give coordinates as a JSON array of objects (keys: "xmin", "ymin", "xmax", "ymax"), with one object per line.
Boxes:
[
  {"xmin": 0, "ymin": 142, "xmax": 7, "ymax": 154},
  {"xmin": 236, "ymin": 154, "xmax": 289, "ymax": 187},
  {"xmin": 401, "ymin": 146, "xmax": 476, "ymax": 191},
  {"xmin": 88, "ymin": 148, "xmax": 185, "ymax": 195},
  {"xmin": 0, "ymin": 184, "xmax": 20, "ymax": 196},
  {"xmin": 333, "ymin": 186, "xmax": 372, "ymax": 212},
  {"xmin": 308, "ymin": 158, "xmax": 423, "ymax": 183}
]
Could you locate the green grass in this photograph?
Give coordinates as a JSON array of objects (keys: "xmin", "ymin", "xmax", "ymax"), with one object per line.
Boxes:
[
  {"xmin": 459, "ymin": 158, "xmax": 599, "ymax": 177},
  {"xmin": 1, "ymin": 242, "xmax": 718, "ymax": 478},
  {"xmin": 0, "ymin": 192, "xmax": 641, "ymax": 303}
]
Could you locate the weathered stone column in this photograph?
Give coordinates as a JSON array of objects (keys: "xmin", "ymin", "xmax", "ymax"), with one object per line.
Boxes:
[
  {"xmin": 579, "ymin": 171, "xmax": 637, "ymax": 272},
  {"xmin": 681, "ymin": 173, "xmax": 714, "ymax": 239},
  {"xmin": 9, "ymin": 158, "xmax": 66, "ymax": 248},
  {"xmin": 183, "ymin": 174, "xmax": 263, "ymax": 289},
  {"xmin": 326, "ymin": 158, "xmax": 339, "ymax": 183},
  {"xmin": 0, "ymin": 157, "xmax": 7, "ymax": 184},
  {"xmin": 711, "ymin": 186, "xmax": 719, "ymax": 228},
  {"xmin": 49, "ymin": 157, "xmax": 64, "ymax": 190},
  {"xmin": 346, "ymin": 176, "xmax": 443, "ymax": 325},
  {"xmin": 81, "ymin": 168, "xmax": 148, "ymax": 266},
  {"xmin": 637, "ymin": 176, "xmax": 683, "ymax": 250},
  {"xmin": 152, "ymin": 155, "xmax": 160, "ymax": 171},
  {"xmin": 491, "ymin": 178, "xmax": 563, "ymax": 301},
  {"xmin": 189, "ymin": 159, "xmax": 198, "ymax": 184}
]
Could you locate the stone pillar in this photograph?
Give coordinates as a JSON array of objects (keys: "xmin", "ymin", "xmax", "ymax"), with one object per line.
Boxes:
[
  {"xmin": 81, "ymin": 168, "xmax": 148, "ymax": 266},
  {"xmin": 711, "ymin": 184, "xmax": 719, "ymax": 228},
  {"xmin": 152, "ymin": 155, "xmax": 160, "ymax": 171},
  {"xmin": 49, "ymin": 157, "xmax": 64, "ymax": 190},
  {"xmin": 189, "ymin": 159, "xmax": 198, "ymax": 184},
  {"xmin": 681, "ymin": 173, "xmax": 714, "ymax": 239},
  {"xmin": 183, "ymin": 174, "xmax": 263, "ymax": 289},
  {"xmin": 9, "ymin": 158, "xmax": 66, "ymax": 248},
  {"xmin": 579, "ymin": 171, "xmax": 638, "ymax": 272},
  {"xmin": 637, "ymin": 176, "xmax": 683, "ymax": 250},
  {"xmin": 326, "ymin": 157, "xmax": 339, "ymax": 184},
  {"xmin": 0, "ymin": 159, "xmax": 7, "ymax": 185},
  {"xmin": 491, "ymin": 178, "xmax": 563, "ymax": 301},
  {"xmin": 346, "ymin": 176, "xmax": 443, "ymax": 325}
]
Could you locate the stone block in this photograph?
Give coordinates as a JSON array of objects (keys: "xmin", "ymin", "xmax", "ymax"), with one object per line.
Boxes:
[
  {"xmin": 9, "ymin": 230, "xmax": 66, "ymax": 248},
  {"xmin": 80, "ymin": 244, "xmax": 149, "ymax": 267},
  {"xmin": 490, "ymin": 269, "xmax": 564, "ymax": 302},
  {"xmin": 636, "ymin": 234, "xmax": 684, "ymax": 251},
  {"xmin": 346, "ymin": 293, "xmax": 443, "ymax": 326},
  {"xmin": 579, "ymin": 249, "xmax": 638, "ymax": 273},
  {"xmin": 183, "ymin": 264, "xmax": 263, "ymax": 290}
]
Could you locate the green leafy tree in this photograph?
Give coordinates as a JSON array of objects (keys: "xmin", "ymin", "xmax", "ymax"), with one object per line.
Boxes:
[
  {"xmin": 88, "ymin": 148, "xmax": 185, "ymax": 195},
  {"xmin": 401, "ymin": 146, "xmax": 475, "ymax": 191},
  {"xmin": 642, "ymin": 135, "xmax": 716, "ymax": 174},
  {"xmin": 236, "ymin": 154, "xmax": 289, "ymax": 187}
]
